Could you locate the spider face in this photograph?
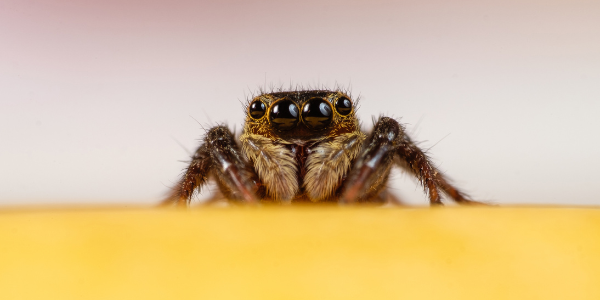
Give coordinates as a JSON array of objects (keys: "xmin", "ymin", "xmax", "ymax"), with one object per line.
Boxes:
[
  {"xmin": 244, "ymin": 91, "xmax": 358, "ymax": 143},
  {"xmin": 163, "ymin": 89, "xmax": 484, "ymax": 207}
]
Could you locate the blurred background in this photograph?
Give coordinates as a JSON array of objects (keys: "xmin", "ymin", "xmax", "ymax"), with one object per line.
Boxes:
[{"xmin": 1, "ymin": 0, "xmax": 599, "ymax": 206}]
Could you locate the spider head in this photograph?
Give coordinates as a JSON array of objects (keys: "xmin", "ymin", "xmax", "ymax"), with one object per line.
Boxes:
[{"xmin": 244, "ymin": 90, "xmax": 359, "ymax": 142}]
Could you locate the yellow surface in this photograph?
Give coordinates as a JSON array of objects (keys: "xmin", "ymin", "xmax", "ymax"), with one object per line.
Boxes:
[{"xmin": 1, "ymin": 206, "xmax": 600, "ymax": 299}]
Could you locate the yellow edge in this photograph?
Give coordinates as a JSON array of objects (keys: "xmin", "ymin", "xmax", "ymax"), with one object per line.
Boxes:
[{"xmin": 1, "ymin": 206, "xmax": 599, "ymax": 299}]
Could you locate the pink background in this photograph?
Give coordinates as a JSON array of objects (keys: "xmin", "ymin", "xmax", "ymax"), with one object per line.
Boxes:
[{"xmin": 1, "ymin": 0, "xmax": 599, "ymax": 205}]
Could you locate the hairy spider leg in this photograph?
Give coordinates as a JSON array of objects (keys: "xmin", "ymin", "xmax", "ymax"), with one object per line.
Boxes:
[
  {"xmin": 339, "ymin": 117, "xmax": 441, "ymax": 205},
  {"xmin": 162, "ymin": 126, "xmax": 259, "ymax": 206},
  {"xmin": 393, "ymin": 126, "xmax": 445, "ymax": 206},
  {"xmin": 340, "ymin": 117, "xmax": 406, "ymax": 204},
  {"xmin": 341, "ymin": 117, "xmax": 486, "ymax": 205},
  {"xmin": 396, "ymin": 133, "xmax": 486, "ymax": 205},
  {"xmin": 436, "ymin": 175, "xmax": 485, "ymax": 205}
]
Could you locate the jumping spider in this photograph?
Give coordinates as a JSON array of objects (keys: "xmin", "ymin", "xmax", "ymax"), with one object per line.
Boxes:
[{"xmin": 163, "ymin": 89, "xmax": 482, "ymax": 206}]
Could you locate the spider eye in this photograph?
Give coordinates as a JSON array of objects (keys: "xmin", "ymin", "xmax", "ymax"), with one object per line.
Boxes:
[
  {"xmin": 249, "ymin": 100, "xmax": 266, "ymax": 119},
  {"xmin": 335, "ymin": 97, "xmax": 352, "ymax": 116},
  {"xmin": 269, "ymin": 99, "xmax": 299, "ymax": 131},
  {"xmin": 302, "ymin": 98, "xmax": 333, "ymax": 130}
]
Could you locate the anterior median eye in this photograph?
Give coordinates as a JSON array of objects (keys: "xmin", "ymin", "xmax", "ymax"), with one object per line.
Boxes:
[
  {"xmin": 249, "ymin": 100, "xmax": 266, "ymax": 119},
  {"xmin": 302, "ymin": 98, "xmax": 333, "ymax": 130},
  {"xmin": 269, "ymin": 99, "xmax": 299, "ymax": 131},
  {"xmin": 335, "ymin": 97, "xmax": 352, "ymax": 116}
]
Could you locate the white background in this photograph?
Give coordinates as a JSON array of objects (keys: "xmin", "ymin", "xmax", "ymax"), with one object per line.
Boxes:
[{"xmin": 1, "ymin": 0, "xmax": 599, "ymax": 206}]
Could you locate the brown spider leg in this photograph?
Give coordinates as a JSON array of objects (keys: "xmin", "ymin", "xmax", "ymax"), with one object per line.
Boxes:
[
  {"xmin": 161, "ymin": 126, "xmax": 258, "ymax": 206},
  {"xmin": 395, "ymin": 133, "xmax": 488, "ymax": 205},
  {"xmin": 161, "ymin": 142, "xmax": 211, "ymax": 206},
  {"xmin": 340, "ymin": 117, "xmax": 447, "ymax": 206},
  {"xmin": 394, "ymin": 134, "xmax": 444, "ymax": 206},
  {"xmin": 340, "ymin": 117, "xmax": 402, "ymax": 204},
  {"xmin": 436, "ymin": 175, "xmax": 488, "ymax": 205}
]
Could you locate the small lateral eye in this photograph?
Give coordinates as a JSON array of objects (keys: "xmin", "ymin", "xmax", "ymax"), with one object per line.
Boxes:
[
  {"xmin": 249, "ymin": 100, "xmax": 266, "ymax": 119},
  {"xmin": 335, "ymin": 97, "xmax": 352, "ymax": 116}
]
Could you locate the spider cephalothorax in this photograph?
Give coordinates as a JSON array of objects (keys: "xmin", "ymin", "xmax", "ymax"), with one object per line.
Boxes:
[{"xmin": 163, "ymin": 89, "xmax": 482, "ymax": 206}]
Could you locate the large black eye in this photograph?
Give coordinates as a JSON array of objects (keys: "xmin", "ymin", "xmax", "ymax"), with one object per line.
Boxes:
[
  {"xmin": 335, "ymin": 97, "xmax": 352, "ymax": 116},
  {"xmin": 269, "ymin": 99, "xmax": 299, "ymax": 131},
  {"xmin": 249, "ymin": 100, "xmax": 266, "ymax": 119},
  {"xmin": 302, "ymin": 98, "xmax": 333, "ymax": 130}
]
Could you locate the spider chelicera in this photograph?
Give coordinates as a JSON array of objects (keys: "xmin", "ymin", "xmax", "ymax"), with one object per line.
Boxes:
[{"xmin": 163, "ymin": 89, "xmax": 483, "ymax": 206}]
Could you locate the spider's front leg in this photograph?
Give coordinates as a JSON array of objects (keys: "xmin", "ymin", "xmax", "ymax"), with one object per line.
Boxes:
[
  {"xmin": 340, "ymin": 117, "xmax": 408, "ymax": 204},
  {"xmin": 395, "ymin": 129, "xmax": 486, "ymax": 205},
  {"xmin": 341, "ymin": 117, "xmax": 478, "ymax": 206},
  {"xmin": 162, "ymin": 126, "xmax": 259, "ymax": 206}
]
